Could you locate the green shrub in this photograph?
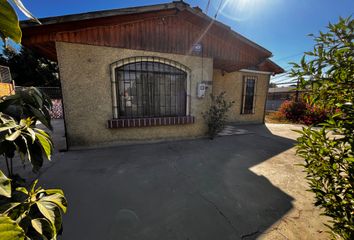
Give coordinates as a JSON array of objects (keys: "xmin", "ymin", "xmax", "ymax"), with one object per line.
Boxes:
[
  {"xmin": 301, "ymin": 103, "xmax": 328, "ymax": 125},
  {"xmin": 278, "ymin": 100, "xmax": 307, "ymax": 122},
  {"xmin": 202, "ymin": 92, "xmax": 234, "ymax": 139},
  {"xmin": 278, "ymin": 100, "xmax": 328, "ymax": 125},
  {"xmin": 291, "ymin": 16, "xmax": 354, "ymax": 239}
]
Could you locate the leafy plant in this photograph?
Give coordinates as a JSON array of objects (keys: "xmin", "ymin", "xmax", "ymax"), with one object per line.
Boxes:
[
  {"xmin": 202, "ymin": 92, "xmax": 234, "ymax": 139},
  {"xmin": 278, "ymin": 100, "xmax": 307, "ymax": 122},
  {"xmin": 0, "ymin": 2, "xmax": 67, "ymax": 240},
  {"xmin": 0, "ymin": 170, "xmax": 67, "ymax": 240},
  {"xmin": 0, "ymin": 114, "xmax": 53, "ymax": 176},
  {"xmin": 0, "ymin": 0, "xmax": 39, "ymax": 45},
  {"xmin": 291, "ymin": 16, "xmax": 354, "ymax": 239},
  {"xmin": 301, "ymin": 103, "xmax": 328, "ymax": 125},
  {"xmin": 0, "ymin": 87, "xmax": 53, "ymax": 130},
  {"xmin": 278, "ymin": 100, "xmax": 328, "ymax": 125}
]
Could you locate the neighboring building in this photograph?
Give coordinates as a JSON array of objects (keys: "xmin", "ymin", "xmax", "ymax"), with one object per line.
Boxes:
[
  {"xmin": 266, "ymin": 86, "xmax": 305, "ymax": 111},
  {"xmin": 21, "ymin": 1, "xmax": 283, "ymax": 148},
  {"xmin": 0, "ymin": 66, "xmax": 15, "ymax": 97}
]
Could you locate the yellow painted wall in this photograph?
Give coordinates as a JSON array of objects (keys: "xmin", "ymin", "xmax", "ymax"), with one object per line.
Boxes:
[
  {"xmin": 213, "ymin": 69, "xmax": 270, "ymax": 123},
  {"xmin": 56, "ymin": 42, "xmax": 213, "ymax": 148},
  {"xmin": 0, "ymin": 83, "xmax": 14, "ymax": 97}
]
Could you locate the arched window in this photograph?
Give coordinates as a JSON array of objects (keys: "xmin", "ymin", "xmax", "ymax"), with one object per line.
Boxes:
[{"xmin": 111, "ymin": 57, "xmax": 190, "ymax": 119}]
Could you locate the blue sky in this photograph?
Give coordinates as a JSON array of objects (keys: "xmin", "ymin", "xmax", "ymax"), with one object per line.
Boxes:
[{"xmin": 18, "ymin": 0, "xmax": 354, "ymax": 84}]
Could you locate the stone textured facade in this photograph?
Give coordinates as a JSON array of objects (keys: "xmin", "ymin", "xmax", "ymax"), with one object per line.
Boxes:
[
  {"xmin": 213, "ymin": 69, "xmax": 270, "ymax": 124},
  {"xmin": 56, "ymin": 42, "xmax": 270, "ymax": 148},
  {"xmin": 56, "ymin": 42, "xmax": 213, "ymax": 148}
]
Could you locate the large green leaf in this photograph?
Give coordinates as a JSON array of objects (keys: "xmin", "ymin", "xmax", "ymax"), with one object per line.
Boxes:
[
  {"xmin": 0, "ymin": 202, "xmax": 21, "ymax": 215},
  {"xmin": 35, "ymin": 131, "xmax": 53, "ymax": 160},
  {"xmin": 27, "ymin": 142, "xmax": 44, "ymax": 172},
  {"xmin": 36, "ymin": 201, "xmax": 57, "ymax": 226},
  {"xmin": 39, "ymin": 193, "xmax": 67, "ymax": 213},
  {"xmin": 38, "ymin": 189, "xmax": 64, "ymax": 196},
  {"xmin": 0, "ymin": 0, "xmax": 21, "ymax": 43},
  {"xmin": 0, "ymin": 215, "xmax": 25, "ymax": 240},
  {"xmin": 0, "ymin": 120, "xmax": 17, "ymax": 132},
  {"xmin": 5, "ymin": 129, "xmax": 21, "ymax": 141},
  {"xmin": 0, "ymin": 170, "xmax": 11, "ymax": 198},
  {"xmin": 31, "ymin": 218, "xmax": 54, "ymax": 239}
]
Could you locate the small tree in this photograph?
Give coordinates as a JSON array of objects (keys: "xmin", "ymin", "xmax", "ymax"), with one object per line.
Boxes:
[
  {"xmin": 291, "ymin": 16, "xmax": 354, "ymax": 239},
  {"xmin": 0, "ymin": 2, "xmax": 67, "ymax": 239},
  {"xmin": 202, "ymin": 92, "xmax": 234, "ymax": 139}
]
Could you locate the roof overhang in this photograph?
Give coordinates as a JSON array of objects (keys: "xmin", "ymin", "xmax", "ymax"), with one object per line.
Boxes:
[{"xmin": 20, "ymin": 1, "xmax": 284, "ymax": 74}]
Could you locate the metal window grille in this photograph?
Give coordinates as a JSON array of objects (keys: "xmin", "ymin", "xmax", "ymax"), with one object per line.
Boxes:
[
  {"xmin": 241, "ymin": 76, "xmax": 257, "ymax": 114},
  {"xmin": 0, "ymin": 66, "xmax": 12, "ymax": 83},
  {"xmin": 113, "ymin": 58, "xmax": 188, "ymax": 118}
]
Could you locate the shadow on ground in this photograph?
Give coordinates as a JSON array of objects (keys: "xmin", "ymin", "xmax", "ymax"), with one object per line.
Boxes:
[{"xmin": 2, "ymin": 124, "xmax": 297, "ymax": 240}]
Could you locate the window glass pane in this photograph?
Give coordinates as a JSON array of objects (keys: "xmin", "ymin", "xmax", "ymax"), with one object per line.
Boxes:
[
  {"xmin": 116, "ymin": 61, "xmax": 187, "ymax": 118},
  {"xmin": 243, "ymin": 77, "xmax": 256, "ymax": 114}
]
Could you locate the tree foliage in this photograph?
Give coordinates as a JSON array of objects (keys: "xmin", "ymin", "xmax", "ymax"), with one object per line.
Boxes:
[
  {"xmin": 291, "ymin": 16, "xmax": 354, "ymax": 239},
  {"xmin": 0, "ymin": 47, "xmax": 59, "ymax": 87}
]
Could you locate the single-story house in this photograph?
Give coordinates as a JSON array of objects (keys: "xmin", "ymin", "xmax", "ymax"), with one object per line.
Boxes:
[
  {"xmin": 21, "ymin": 1, "xmax": 283, "ymax": 148},
  {"xmin": 266, "ymin": 87, "xmax": 306, "ymax": 111}
]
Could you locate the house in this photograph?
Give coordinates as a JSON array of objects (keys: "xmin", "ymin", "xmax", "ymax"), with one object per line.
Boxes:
[{"xmin": 21, "ymin": 1, "xmax": 283, "ymax": 148}]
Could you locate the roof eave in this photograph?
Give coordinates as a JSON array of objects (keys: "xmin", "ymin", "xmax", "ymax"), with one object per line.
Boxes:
[{"xmin": 21, "ymin": 1, "xmax": 188, "ymax": 28}]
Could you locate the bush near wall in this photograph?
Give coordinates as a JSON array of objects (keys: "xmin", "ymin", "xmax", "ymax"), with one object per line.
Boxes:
[{"xmin": 278, "ymin": 100, "xmax": 328, "ymax": 125}]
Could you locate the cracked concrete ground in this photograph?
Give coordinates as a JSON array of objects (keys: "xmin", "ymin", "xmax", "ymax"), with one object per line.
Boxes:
[{"xmin": 6, "ymin": 121, "xmax": 330, "ymax": 239}]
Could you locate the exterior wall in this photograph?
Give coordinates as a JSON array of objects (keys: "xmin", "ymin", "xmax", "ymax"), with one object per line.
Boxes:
[
  {"xmin": 56, "ymin": 42, "xmax": 213, "ymax": 148},
  {"xmin": 213, "ymin": 69, "xmax": 270, "ymax": 124},
  {"xmin": 0, "ymin": 83, "xmax": 14, "ymax": 97}
]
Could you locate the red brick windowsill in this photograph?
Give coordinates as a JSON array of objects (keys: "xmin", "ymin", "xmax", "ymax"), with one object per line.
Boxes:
[{"xmin": 107, "ymin": 116, "xmax": 195, "ymax": 128}]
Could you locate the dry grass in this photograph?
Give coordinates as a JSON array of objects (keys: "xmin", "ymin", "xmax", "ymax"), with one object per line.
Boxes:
[{"xmin": 265, "ymin": 111, "xmax": 291, "ymax": 124}]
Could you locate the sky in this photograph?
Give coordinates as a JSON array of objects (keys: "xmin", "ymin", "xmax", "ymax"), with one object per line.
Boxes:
[{"xmin": 17, "ymin": 0, "xmax": 354, "ymax": 85}]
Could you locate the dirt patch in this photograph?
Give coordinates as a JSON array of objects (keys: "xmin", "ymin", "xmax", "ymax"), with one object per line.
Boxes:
[{"xmin": 265, "ymin": 111, "xmax": 291, "ymax": 124}]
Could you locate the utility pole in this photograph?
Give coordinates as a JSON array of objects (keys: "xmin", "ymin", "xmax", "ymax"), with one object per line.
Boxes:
[{"xmin": 295, "ymin": 78, "xmax": 300, "ymax": 102}]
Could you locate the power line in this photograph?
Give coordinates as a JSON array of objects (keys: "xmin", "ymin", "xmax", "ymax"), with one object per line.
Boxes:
[
  {"xmin": 205, "ymin": 0, "xmax": 211, "ymax": 14},
  {"xmin": 271, "ymin": 75, "xmax": 298, "ymax": 84},
  {"xmin": 214, "ymin": 0, "xmax": 225, "ymax": 18},
  {"xmin": 275, "ymin": 81, "xmax": 297, "ymax": 85},
  {"xmin": 272, "ymin": 52, "xmax": 304, "ymax": 62},
  {"xmin": 272, "ymin": 77, "xmax": 297, "ymax": 83},
  {"xmin": 270, "ymin": 71, "xmax": 292, "ymax": 81}
]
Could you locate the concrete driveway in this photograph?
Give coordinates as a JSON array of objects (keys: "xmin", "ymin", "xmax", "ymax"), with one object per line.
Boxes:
[{"xmin": 6, "ymin": 122, "xmax": 329, "ymax": 239}]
